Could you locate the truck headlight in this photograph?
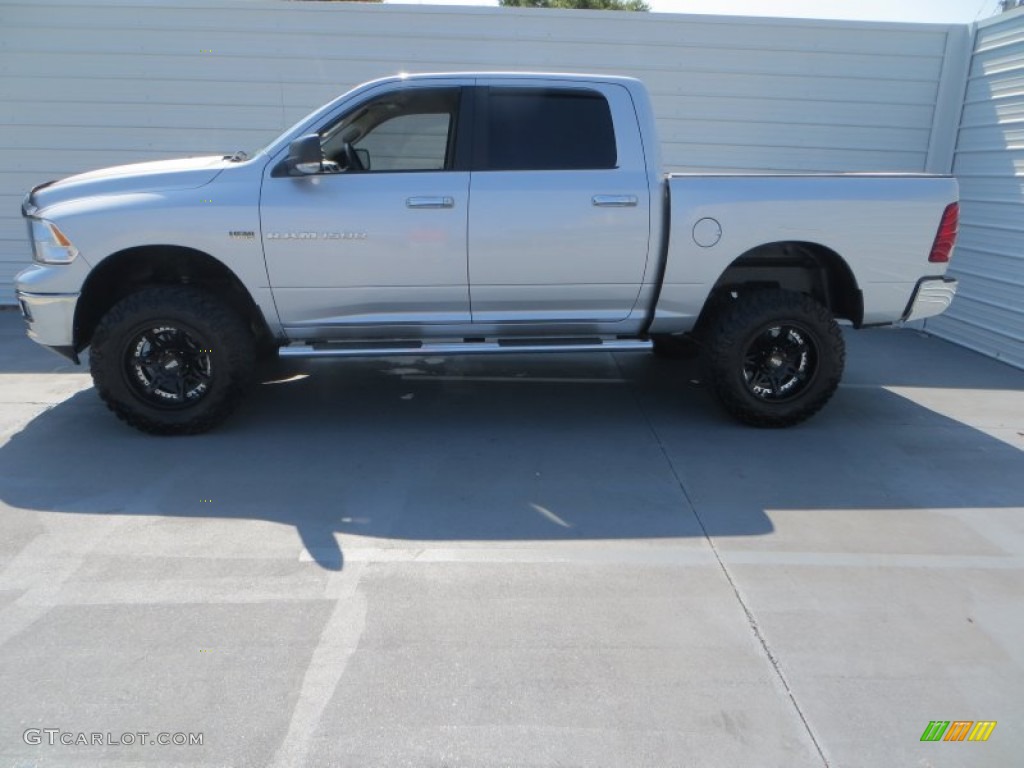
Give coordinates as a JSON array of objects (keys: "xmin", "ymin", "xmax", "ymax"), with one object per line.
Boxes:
[{"xmin": 30, "ymin": 218, "xmax": 79, "ymax": 264}]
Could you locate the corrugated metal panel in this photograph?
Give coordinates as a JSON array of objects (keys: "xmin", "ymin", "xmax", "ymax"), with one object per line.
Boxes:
[
  {"xmin": 0, "ymin": 0, "xmax": 964, "ymax": 303},
  {"xmin": 927, "ymin": 8, "xmax": 1024, "ymax": 369}
]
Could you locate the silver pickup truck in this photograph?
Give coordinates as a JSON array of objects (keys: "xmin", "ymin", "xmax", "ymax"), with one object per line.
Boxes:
[{"xmin": 16, "ymin": 73, "xmax": 959, "ymax": 434}]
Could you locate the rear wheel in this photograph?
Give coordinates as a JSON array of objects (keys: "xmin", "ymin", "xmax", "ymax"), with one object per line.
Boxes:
[
  {"xmin": 90, "ymin": 286, "xmax": 255, "ymax": 435},
  {"xmin": 705, "ymin": 288, "xmax": 844, "ymax": 427}
]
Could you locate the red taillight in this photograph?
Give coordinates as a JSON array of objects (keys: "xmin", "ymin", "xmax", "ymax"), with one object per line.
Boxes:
[{"xmin": 928, "ymin": 202, "xmax": 958, "ymax": 263}]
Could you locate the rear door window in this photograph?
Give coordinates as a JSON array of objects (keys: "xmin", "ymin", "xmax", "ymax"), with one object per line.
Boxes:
[{"xmin": 478, "ymin": 88, "xmax": 617, "ymax": 171}]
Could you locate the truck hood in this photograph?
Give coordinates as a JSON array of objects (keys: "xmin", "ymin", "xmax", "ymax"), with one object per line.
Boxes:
[{"xmin": 26, "ymin": 156, "xmax": 234, "ymax": 215}]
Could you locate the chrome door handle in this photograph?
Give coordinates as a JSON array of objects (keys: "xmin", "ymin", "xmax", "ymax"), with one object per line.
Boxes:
[
  {"xmin": 406, "ymin": 196, "xmax": 455, "ymax": 209},
  {"xmin": 592, "ymin": 194, "xmax": 638, "ymax": 208}
]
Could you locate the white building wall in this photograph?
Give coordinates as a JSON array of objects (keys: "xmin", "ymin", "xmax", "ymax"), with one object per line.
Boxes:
[
  {"xmin": 0, "ymin": 0, "xmax": 968, "ymax": 303},
  {"xmin": 926, "ymin": 8, "xmax": 1024, "ymax": 369}
]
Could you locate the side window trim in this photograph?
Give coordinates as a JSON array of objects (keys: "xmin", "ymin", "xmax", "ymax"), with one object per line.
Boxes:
[
  {"xmin": 470, "ymin": 86, "xmax": 491, "ymax": 172},
  {"xmin": 452, "ymin": 85, "xmax": 476, "ymax": 173}
]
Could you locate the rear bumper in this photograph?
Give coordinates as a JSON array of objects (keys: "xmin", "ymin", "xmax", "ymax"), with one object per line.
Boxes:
[
  {"xmin": 16, "ymin": 290, "xmax": 80, "ymax": 363},
  {"xmin": 903, "ymin": 276, "xmax": 958, "ymax": 322}
]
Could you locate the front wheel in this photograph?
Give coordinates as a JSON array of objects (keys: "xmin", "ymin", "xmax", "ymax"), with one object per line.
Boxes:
[
  {"xmin": 90, "ymin": 286, "xmax": 256, "ymax": 435},
  {"xmin": 704, "ymin": 288, "xmax": 845, "ymax": 427}
]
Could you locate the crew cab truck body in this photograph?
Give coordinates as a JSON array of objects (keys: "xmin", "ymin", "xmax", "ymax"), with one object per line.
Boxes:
[{"xmin": 16, "ymin": 73, "xmax": 959, "ymax": 434}]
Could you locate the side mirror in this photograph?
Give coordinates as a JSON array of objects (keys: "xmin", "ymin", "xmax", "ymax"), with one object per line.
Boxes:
[{"xmin": 285, "ymin": 134, "xmax": 324, "ymax": 175}]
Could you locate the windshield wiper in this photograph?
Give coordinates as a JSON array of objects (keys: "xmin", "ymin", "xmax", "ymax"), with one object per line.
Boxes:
[{"xmin": 224, "ymin": 150, "xmax": 249, "ymax": 162}]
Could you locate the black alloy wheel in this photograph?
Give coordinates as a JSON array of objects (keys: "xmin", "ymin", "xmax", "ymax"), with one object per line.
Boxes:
[
  {"xmin": 741, "ymin": 322, "xmax": 818, "ymax": 403},
  {"xmin": 123, "ymin": 324, "xmax": 214, "ymax": 408}
]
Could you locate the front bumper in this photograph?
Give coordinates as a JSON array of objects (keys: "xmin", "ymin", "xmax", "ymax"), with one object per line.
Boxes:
[
  {"xmin": 16, "ymin": 290, "xmax": 80, "ymax": 362},
  {"xmin": 903, "ymin": 276, "xmax": 958, "ymax": 322}
]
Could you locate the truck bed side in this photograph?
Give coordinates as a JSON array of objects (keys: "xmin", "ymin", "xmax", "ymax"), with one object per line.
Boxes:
[{"xmin": 651, "ymin": 174, "xmax": 959, "ymax": 332}]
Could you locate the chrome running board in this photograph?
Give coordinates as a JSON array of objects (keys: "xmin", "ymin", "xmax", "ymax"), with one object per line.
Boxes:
[{"xmin": 279, "ymin": 338, "xmax": 653, "ymax": 359}]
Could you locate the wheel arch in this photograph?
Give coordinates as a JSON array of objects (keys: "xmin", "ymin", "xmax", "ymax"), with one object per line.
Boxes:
[
  {"xmin": 74, "ymin": 245, "xmax": 271, "ymax": 353},
  {"xmin": 697, "ymin": 241, "xmax": 863, "ymax": 332}
]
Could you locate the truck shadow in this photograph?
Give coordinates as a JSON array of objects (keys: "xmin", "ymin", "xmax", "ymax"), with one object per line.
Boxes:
[
  {"xmin": 1, "ymin": 354, "xmax": 733, "ymax": 570},
  {"xmin": 1, "ymin": 336, "xmax": 1022, "ymax": 571}
]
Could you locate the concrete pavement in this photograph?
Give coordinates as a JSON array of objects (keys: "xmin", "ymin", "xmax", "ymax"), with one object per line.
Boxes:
[{"xmin": 0, "ymin": 310, "xmax": 1022, "ymax": 767}]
